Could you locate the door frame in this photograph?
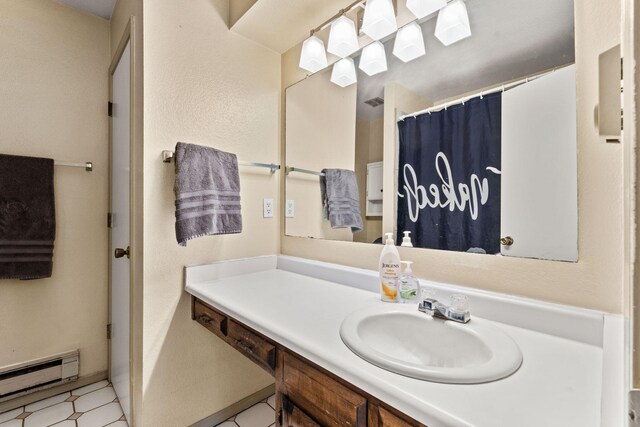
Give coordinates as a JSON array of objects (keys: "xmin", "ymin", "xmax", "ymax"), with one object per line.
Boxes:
[{"xmin": 108, "ymin": 16, "xmax": 140, "ymax": 426}]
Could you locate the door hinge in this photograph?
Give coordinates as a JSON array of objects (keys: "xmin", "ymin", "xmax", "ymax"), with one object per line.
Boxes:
[
  {"xmin": 107, "ymin": 324, "xmax": 112, "ymax": 340},
  {"xmin": 107, "ymin": 212, "xmax": 112, "ymax": 229},
  {"xmin": 108, "ymin": 101, "xmax": 113, "ymax": 117}
]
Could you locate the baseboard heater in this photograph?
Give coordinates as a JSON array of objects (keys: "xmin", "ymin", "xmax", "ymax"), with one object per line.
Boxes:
[{"xmin": 0, "ymin": 350, "xmax": 79, "ymax": 403}]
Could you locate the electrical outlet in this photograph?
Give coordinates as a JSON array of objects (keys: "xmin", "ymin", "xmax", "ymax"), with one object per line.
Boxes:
[
  {"xmin": 263, "ymin": 198, "xmax": 274, "ymax": 218},
  {"xmin": 285, "ymin": 200, "xmax": 295, "ymax": 218}
]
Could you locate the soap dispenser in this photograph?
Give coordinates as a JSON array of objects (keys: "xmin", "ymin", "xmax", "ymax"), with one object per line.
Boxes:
[
  {"xmin": 401, "ymin": 231, "xmax": 413, "ymax": 247},
  {"xmin": 379, "ymin": 232, "xmax": 400, "ymax": 302},
  {"xmin": 398, "ymin": 261, "xmax": 419, "ymax": 303}
]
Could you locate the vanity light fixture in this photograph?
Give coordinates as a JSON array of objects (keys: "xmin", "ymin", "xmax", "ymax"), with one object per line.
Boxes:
[
  {"xmin": 299, "ymin": 35, "xmax": 328, "ymax": 73},
  {"xmin": 406, "ymin": 0, "xmax": 447, "ymax": 19},
  {"xmin": 359, "ymin": 41, "xmax": 388, "ymax": 76},
  {"xmin": 327, "ymin": 15, "xmax": 360, "ymax": 58},
  {"xmin": 331, "ymin": 57, "xmax": 358, "ymax": 87},
  {"xmin": 393, "ymin": 22, "xmax": 426, "ymax": 62},
  {"xmin": 434, "ymin": 0, "xmax": 471, "ymax": 46},
  {"xmin": 362, "ymin": 0, "xmax": 398, "ymax": 40}
]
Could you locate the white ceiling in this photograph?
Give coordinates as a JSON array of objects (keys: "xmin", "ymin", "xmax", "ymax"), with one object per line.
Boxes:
[
  {"xmin": 349, "ymin": 0, "xmax": 575, "ymax": 119},
  {"xmin": 231, "ymin": 0, "xmax": 354, "ymax": 54},
  {"xmin": 52, "ymin": 0, "xmax": 116, "ymax": 20}
]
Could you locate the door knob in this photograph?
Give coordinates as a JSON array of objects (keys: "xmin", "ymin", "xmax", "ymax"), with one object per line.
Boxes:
[
  {"xmin": 114, "ymin": 246, "xmax": 130, "ymax": 259},
  {"xmin": 500, "ymin": 236, "xmax": 514, "ymax": 246}
]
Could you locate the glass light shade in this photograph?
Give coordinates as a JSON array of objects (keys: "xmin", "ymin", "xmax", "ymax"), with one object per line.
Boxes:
[
  {"xmin": 362, "ymin": 0, "xmax": 398, "ymax": 41},
  {"xmin": 434, "ymin": 0, "xmax": 471, "ymax": 46},
  {"xmin": 359, "ymin": 41, "xmax": 388, "ymax": 76},
  {"xmin": 406, "ymin": 0, "xmax": 447, "ymax": 19},
  {"xmin": 299, "ymin": 35, "xmax": 328, "ymax": 73},
  {"xmin": 393, "ymin": 22, "xmax": 426, "ymax": 62},
  {"xmin": 330, "ymin": 57, "xmax": 357, "ymax": 87},
  {"xmin": 327, "ymin": 16, "xmax": 359, "ymax": 58}
]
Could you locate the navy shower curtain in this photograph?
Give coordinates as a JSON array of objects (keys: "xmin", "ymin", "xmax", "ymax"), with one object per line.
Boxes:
[{"xmin": 396, "ymin": 92, "xmax": 501, "ymax": 254}]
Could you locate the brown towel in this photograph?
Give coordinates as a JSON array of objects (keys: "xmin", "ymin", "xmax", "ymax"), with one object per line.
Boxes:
[
  {"xmin": 0, "ymin": 154, "xmax": 56, "ymax": 279},
  {"xmin": 174, "ymin": 142, "xmax": 242, "ymax": 246}
]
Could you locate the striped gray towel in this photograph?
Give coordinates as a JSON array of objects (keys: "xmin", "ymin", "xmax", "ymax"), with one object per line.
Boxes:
[
  {"xmin": 174, "ymin": 142, "xmax": 242, "ymax": 246},
  {"xmin": 320, "ymin": 168, "xmax": 363, "ymax": 233},
  {"xmin": 0, "ymin": 154, "xmax": 55, "ymax": 280}
]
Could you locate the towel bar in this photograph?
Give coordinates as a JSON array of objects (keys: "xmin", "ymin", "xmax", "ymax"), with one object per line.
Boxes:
[
  {"xmin": 54, "ymin": 161, "xmax": 93, "ymax": 172},
  {"xmin": 162, "ymin": 150, "xmax": 280, "ymax": 174}
]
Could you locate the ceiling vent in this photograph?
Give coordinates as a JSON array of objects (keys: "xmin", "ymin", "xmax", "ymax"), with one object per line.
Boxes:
[{"xmin": 364, "ymin": 97, "xmax": 384, "ymax": 107}]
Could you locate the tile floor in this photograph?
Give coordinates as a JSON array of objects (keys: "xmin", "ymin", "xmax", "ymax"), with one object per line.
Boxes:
[
  {"xmin": 217, "ymin": 394, "xmax": 276, "ymax": 427},
  {"xmin": 0, "ymin": 381, "xmax": 127, "ymax": 427}
]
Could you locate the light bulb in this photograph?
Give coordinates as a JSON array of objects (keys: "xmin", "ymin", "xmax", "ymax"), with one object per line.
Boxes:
[
  {"xmin": 406, "ymin": 0, "xmax": 447, "ymax": 19},
  {"xmin": 330, "ymin": 57, "xmax": 357, "ymax": 87},
  {"xmin": 362, "ymin": 0, "xmax": 398, "ymax": 41},
  {"xmin": 359, "ymin": 41, "xmax": 388, "ymax": 76},
  {"xmin": 327, "ymin": 16, "xmax": 359, "ymax": 58},
  {"xmin": 393, "ymin": 22, "xmax": 426, "ymax": 62},
  {"xmin": 434, "ymin": 0, "xmax": 471, "ymax": 46},
  {"xmin": 299, "ymin": 35, "xmax": 328, "ymax": 73}
]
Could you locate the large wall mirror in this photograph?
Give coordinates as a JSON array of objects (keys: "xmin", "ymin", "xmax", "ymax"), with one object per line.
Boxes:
[{"xmin": 285, "ymin": 0, "xmax": 578, "ymax": 262}]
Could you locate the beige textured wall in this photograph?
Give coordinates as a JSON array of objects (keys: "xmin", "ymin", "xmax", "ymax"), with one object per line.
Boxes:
[
  {"xmin": 0, "ymin": 0, "xmax": 110, "ymax": 376},
  {"xmin": 282, "ymin": 0, "xmax": 625, "ymax": 314},
  {"xmin": 141, "ymin": 0, "xmax": 280, "ymax": 425},
  {"xmin": 285, "ymin": 70, "xmax": 356, "ymax": 241}
]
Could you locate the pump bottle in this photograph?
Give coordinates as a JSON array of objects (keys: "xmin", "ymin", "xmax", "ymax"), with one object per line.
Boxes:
[{"xmin": 379, "ymin": 232, "xmax": 400, "ymax": 302}]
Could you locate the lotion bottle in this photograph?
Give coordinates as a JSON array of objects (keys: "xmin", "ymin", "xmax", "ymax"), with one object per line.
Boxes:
[
  {"xmin": 379, "ymin": 232, "xmax": 400, "ymax": 302},
  {"xmin": 398, "ymin": 261, "xmax": 419, "ymax": 303}
]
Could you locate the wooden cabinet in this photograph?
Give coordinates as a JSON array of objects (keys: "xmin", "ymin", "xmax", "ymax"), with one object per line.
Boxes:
[{"xmin": 192, "ymin": 297, "xmax": 426, "ymax": 427}]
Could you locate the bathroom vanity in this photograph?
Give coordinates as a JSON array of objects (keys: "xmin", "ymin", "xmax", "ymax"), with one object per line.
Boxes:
[{"xmin": 185, "ymin": 256, "xmax": 623, "ymax": 427}]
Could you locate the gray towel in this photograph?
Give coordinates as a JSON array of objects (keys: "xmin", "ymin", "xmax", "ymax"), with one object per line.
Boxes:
[
  {"xmin": 174, "ymin": 142, "xmax": 242, "ymax": 246},
  {"xmin": 320, "ymin": 168, "xmax": 363, "ymax": 233},
  {"xmin": 0, "ymin": 154, "xmax": 55, "ymax": 280}
]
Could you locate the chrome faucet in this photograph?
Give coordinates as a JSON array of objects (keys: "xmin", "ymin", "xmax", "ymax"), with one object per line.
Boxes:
[{"xmin": 418, "ymin": 294, "xmax": 471, "ymax": 323}]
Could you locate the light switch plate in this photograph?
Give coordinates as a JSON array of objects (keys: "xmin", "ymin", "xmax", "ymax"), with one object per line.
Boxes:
[
  {"xmin": 263, "ymin": 198, "xmax": 274, "ymax": 218},
  {"xmin": 285, "ymin": 200, "xmax": 295, "ymax": 218}
]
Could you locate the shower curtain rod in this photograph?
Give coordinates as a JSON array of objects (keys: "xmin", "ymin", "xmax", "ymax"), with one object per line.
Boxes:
[
  {"xmin": 285, "ymin": 166, "xmax": 325, "ymax": 177},
  {"xmin": 54, "ymin": 160, "xmax": 93, "ymax": 171},
  {"xmin": 398, "ymin": 67, "xmax": 563, "ymax": 121},
  {"xmin": 162, "ymin": 150, "xmax": 280, "ymax": 174}
]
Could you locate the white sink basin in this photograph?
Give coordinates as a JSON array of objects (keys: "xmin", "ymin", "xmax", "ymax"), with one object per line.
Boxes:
[{"xmin": 339, "ymin": 304, "xmax": 523, "ymax": 384}]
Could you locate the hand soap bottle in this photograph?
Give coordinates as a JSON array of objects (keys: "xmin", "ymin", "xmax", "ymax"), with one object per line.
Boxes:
[
  {"xmin": 401, "ymin": 231, "xmax": 413, "ymax": 247},
  {"xmin": 379, "ymin": 232, "xmax": 400, "ymax": 302},
  {"xmin": 398, "ymin": 261, "xmax": 419, "ymax": 303}
]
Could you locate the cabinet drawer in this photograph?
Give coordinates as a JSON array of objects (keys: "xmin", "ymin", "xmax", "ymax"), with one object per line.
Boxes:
[
  {"xmin": 369, "ymin": 405, "xmax": 424, "ymax": 427},
  {"xmin": 228, "ymin": 320, "xmax": 276, "ymax": 375},
  {"xmin": 193, "ymin": 300, "xmax": 227, "ymax": 339},
  {"xmin": 282, "ymin": 353, "xmax": 366, "ymax": 427}
]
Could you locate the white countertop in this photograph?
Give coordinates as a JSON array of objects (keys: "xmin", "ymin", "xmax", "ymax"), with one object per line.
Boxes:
[{"xmin": 185, "ymin": 256, "xmax": 615, "ymax": 427}]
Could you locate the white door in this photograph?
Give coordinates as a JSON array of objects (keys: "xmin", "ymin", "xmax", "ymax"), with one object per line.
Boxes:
[
  {"xmin": 501, "ymin": 65, "xmax": 578, "ymax": 261},
  {"xmin": 110, "ymin": 41, "xmax": 131, "ymax": 422}
]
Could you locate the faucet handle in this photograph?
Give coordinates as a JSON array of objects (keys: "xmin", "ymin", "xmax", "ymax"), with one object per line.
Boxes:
[{"xmin": 418, "ymin": 297, "xmax": 438, "ymax": 314}]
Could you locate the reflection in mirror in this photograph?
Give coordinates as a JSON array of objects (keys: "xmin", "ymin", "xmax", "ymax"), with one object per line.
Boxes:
[{"xmin": 285, "ymin": 0, "xmax": 577, "ymax": 261}]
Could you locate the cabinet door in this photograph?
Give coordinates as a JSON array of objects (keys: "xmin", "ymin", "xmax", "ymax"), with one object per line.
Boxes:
[
  {"xmin": 282, "ymin": 353, "xmax": 366, "ymax": 427},
  {"xmin": 366, "ymin": 161, "xmax": 384, "ymax": 216},
  {"xmin": 501, "ymin": 65, "xmax": 577, "ymax": 261},
  {"xmin": 281, "ymin": 394, "xmax": 321, "ymax": 427},
  {"xmin": 367, "ymin": 162, "xmax": 384, "ymax": 201}
]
